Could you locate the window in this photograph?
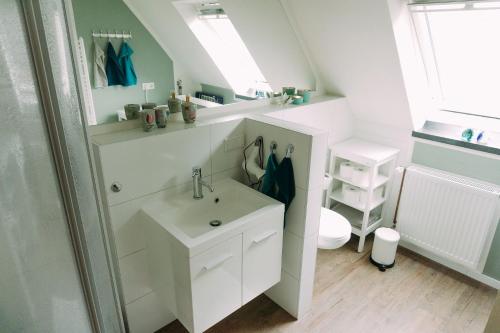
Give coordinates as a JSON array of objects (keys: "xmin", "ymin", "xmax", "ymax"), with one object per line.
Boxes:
[
  {"xmin": 410, "ymin": 1, "xmax": 500, "ymax": 119},
  {"xmin": 175, "ymin": 1, "xmax": 271, "ymax": 97}
]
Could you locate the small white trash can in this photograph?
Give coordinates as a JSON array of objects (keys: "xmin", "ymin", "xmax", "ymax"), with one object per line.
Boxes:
[{"xmin": 370, "ymin": 227, "xmax": 400, "ymax": 271}]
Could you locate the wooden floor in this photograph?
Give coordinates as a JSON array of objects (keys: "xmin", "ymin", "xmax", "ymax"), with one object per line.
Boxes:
[{"xmin": 158, "ymin": 235, "xmax": 496, "ymax": 333}]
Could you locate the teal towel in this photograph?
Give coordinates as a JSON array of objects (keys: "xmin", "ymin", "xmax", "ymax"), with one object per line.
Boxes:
[
  {"xmin": 261, "ymin": 153, "xmax": 278, "ymax": 198},
  {"xmin": 118, "ymin": 42, "xmax": 137, "ymax": 86},
  {"xmin": 275, "ymin": 157, "xmax": 295, "ymax": 213},
  {"xmin": 105, "ymin": 42, "xmax": 124, "ymax": 86}
]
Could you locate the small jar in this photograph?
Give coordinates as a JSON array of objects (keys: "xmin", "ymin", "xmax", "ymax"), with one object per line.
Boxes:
[
  {"xmin": 124, "ymin": 104, "xmax": 140, "ymax": 120},
  {"xmin": 167, "ymin": 92, "xmax": 181, "ymax": 113},
  {"xmin": 181, "ymin": 96, "xmax": 197, "ymax": 123},
  {"xmin": 154, "ymin": 106, "xmax": 169, "ymax": 128},
  {"xmin": 141, "ymin": 109, "xmax": 155, "ymax": 132},
  {"xmin": 282, "ymin": 86, "xmax": 296, "ymax": 96}
]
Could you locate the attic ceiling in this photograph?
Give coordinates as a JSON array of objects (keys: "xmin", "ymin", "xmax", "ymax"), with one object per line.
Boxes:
[{"xmin": 124, "ymin": 0, "xmax": 416, "ymax": 131}]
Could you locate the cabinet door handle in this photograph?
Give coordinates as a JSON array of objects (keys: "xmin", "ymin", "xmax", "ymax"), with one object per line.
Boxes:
[
  {"xmin": 252, "ymin": 230, "xmax": 277, "ymax": 244},
  {"xmin": 202, "ymin": 254, "xmax": 233, "ymax": 271}
]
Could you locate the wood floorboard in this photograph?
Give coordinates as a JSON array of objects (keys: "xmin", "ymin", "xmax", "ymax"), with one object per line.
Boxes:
[{"xmin": 157, "ymin": 235, "xmax": 496, "ymax": 333}]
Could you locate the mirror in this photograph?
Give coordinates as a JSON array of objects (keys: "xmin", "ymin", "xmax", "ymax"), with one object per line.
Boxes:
[{"xmin": 70, "ymin": 0, "xmax": 316, "ymax": 126}]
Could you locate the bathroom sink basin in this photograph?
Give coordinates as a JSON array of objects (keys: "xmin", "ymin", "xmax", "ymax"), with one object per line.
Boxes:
[{"xmin": 141, "ymin": 178, "xmax": 284, "ymax": 256}]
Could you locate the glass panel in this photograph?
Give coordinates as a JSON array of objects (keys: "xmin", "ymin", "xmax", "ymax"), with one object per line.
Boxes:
[
  {"xmin": 0, "ymin": 1, "xmax": 92, "ymax": 332},
  {"xmin": 413, "ymin": 7, "xmax": 500, "ymax": 118}
]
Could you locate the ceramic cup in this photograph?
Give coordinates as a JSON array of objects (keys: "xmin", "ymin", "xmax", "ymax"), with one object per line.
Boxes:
[
  {"xmin": 141, "ymin": 102, "xmax": 157, "ymax": 110},
  {"xmin": 282, "ymin": 87, "xmax": 296, "ymax": 96},
  {"xmin": 124, "ymin": 104, "xmax": 140, "ymax": 120}
]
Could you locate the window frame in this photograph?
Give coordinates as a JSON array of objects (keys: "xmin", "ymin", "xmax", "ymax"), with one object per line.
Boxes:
[{"xmin": 408, "ymin": 0, "xmax": 500, "ymax": 121}]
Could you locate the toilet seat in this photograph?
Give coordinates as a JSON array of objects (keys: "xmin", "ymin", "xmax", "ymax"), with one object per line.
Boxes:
[{"xmin": 318, "ymin": 208, "xmax": 352, "ymax": 250}]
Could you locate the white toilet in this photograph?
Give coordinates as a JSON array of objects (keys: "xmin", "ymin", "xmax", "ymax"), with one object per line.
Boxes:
[
  {"xmin": 318, "ymin": 173, "xmax": 352, "ymax": 250},
  {"xmin": 318, "ymin": 207, "xmax": 352, "ymax": 249}
]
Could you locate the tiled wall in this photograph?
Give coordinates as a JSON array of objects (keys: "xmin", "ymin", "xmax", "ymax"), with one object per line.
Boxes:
[
  {"xmin": 245, "ymin": 117, "xmax": 328, "ymax": 318},
  {"xmin": 93, "ymin": 119, "xmax": 245, "ymax": 333}
]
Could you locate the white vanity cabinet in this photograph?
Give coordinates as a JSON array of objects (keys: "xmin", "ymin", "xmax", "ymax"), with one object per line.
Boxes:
[
  {"xmin": 242, "ymin": 217, "xmax": 283, "ymax": 304},
  {"xmin": 141, "ymin": 179, "xmax": 285, "ymax": 333},
  {"xmin": 162, "ymin": 217, "xmax": 284, "ymax": 333},
  {"xmin": 190, "ymin": 235, "xmax": 242, "ymax": 333},
  {"xmin": 179, "ymin": 220, "xmax": 283, "ymax": 333}
]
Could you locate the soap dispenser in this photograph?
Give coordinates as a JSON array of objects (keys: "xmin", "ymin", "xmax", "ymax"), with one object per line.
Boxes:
[
  {"xmin": 181, "ymin": 95, "xmax": 197, "ymax": 123},
  {"xmin": 167, "ymin": 91, "xmax": 181, "ymax": 113}
]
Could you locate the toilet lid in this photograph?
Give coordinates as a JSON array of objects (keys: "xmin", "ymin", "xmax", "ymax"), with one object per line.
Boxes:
[{"xmin": 319, "ymin": 208, "xmax": 351, "ymax": 239}]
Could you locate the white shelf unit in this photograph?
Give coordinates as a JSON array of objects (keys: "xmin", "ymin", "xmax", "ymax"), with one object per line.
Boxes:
[{"xmin": 325, "ymin": 138, "xmax": 399, "ymax": 252}]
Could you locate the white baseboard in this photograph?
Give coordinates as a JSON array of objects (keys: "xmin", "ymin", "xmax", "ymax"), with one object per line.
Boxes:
[{"xmin": 399, "ymin": 240, "xmax": 500, "ymax": 290}]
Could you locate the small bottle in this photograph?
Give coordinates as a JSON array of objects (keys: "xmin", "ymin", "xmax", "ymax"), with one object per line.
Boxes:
[
  {"xmin": 182, "ymin": 95, "xmax": 197, "ymax": 123},
  {"xmin": 167, "ymin": 91, "xmax": 181, "ymax": 113}
]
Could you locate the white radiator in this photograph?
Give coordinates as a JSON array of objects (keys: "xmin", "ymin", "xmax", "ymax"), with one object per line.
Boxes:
[{"xmin": 397, "ymin": 165, "xmax": 500, "ymax": 271}]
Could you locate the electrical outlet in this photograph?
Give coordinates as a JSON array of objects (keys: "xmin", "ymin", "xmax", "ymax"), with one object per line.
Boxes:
[{"xmin": 142, "ymin": 82, "xmax": 155, "ymax": 90}]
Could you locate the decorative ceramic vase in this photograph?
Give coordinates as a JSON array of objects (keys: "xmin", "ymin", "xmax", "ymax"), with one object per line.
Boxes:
[
  {"xmin": 141, "ymin": 109, "xmax": 155, "ymax": 132},
  {"xmin": 167, "ymin": 92, "xmax": 181, "ymax": 113},
  {"xmin": 124, "ymin": 104, "xmax": 140, "ymax": 120},
  {"xmin": 181, "ymin": 96, "xmax": 197, "ymax": 123}
]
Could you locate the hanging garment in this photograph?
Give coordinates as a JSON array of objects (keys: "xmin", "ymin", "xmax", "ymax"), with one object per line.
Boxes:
[
  {"xmin": 93, "ymin": 40, "xmax": 107, "ymax": 88},
  {"xmin": 118, "ymin": 41, "xmax": 137, "ymax": 86},
  {"xmin": 261, "ymin": 152, "xmax": 278, "ymax": 198},
  {"xmin": 105, "ymin": 42, "xmax": 124, "ymax": 86},
  {"xmin": 275, "ymin": 157, "xmax": 295, "ymax": 213}
]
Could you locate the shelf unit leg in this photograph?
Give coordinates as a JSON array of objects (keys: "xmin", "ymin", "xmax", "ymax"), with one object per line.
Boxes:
[{"xmin": 357, "ymin": 235, "xmax": 366, "ymax": 253}]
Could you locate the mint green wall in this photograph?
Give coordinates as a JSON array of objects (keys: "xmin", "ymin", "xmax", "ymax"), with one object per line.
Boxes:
[
  {"xmin": 412, "ymin": 142, "xmax": 500, "ymax": 280},
  {"xmin": 72, "ymin": 0, "xmax": 174, "ymax": 124}
]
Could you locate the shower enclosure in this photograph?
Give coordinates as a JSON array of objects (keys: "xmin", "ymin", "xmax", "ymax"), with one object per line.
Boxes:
[{"xmin": 0, "ymin": 0, "xmax": 123, "ymax": 332}]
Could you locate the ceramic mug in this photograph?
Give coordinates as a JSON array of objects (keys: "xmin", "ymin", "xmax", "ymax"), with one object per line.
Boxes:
[{"xmin": 124, "ymin": 104, "xmax": 140, "ymax": 120}]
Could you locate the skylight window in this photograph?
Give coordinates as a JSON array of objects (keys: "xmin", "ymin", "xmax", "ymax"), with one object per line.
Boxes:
[
  {"xmin": 410, "ymin": 1, "xmax": 500, "ymax": 119},
  {"xmin": 175, "ymin": 1, "xmax": 271, "ymax": 97}
]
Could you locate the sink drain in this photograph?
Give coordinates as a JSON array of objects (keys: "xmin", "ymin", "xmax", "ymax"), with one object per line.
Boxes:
[{"xmin": 209, "ymin": 219, "xmax": 222, "ymax": 227}]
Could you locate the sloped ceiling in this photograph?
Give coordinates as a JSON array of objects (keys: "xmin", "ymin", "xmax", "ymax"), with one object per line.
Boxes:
[
  {"xmin": 124, "ymin": 0, "xmax": 316, "ymax": 94},
  {"xmin": 125, "ymin": 0, "xmax": 415, "ymax": 131},
  {"xmin": 287, "ymin": 0, "xmax": 415, "ymax": 130}
]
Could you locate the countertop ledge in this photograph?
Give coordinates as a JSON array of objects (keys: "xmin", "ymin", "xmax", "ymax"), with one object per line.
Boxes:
[{"xmin": 412, "ymin": 121, "xmax": 500, "ymax": 156}]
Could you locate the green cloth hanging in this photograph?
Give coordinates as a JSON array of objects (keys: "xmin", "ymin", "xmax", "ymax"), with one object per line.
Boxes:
[
  {"xmin": 118, "ymin": 42, "xmax": 137, "ymax": 86},
  {"xmin": 261, "ymin": 153, "xmax": 278, "ymax": 198},
  {"xmin": 275, "ymin": 157, "xmax": 295, "ymax": 213}
]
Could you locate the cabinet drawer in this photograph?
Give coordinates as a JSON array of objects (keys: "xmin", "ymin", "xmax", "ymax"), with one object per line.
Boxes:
[
  {"xmin": 242, "ymin": 215, "xmax": 284, "ymax": 304},
  {"xmin": 190, "ymin": 234, "xmax": 242, "ymax": 332}
]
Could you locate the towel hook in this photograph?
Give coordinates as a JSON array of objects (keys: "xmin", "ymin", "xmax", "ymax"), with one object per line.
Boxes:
[
  {"xmin": 107, "ymin": 30, "xmax": 111, "ymax": 42},
  {"xmin": 129, "ymin": 30, "xmax": 132, "ymax": 39},
  {"xmin": 285, "ymin": 144, "xmax": 294, "ymax": 158},
  {"xmin": 270, "ymin": 141, "xmax": 277, "ymax": 154}
]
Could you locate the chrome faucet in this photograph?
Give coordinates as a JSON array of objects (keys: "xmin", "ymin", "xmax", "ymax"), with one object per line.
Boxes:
[{"xmin": 192, "ymin": 166, "xmax": 214, "ymax": 199}]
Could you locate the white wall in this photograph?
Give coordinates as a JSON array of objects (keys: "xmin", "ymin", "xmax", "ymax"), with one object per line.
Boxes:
[
  {"xmin": 287, "ymin": 0, "xmax": 414, "ymax": 133},
  {"xmin": 245, "ymin": 116, "xmax": 327, "ymax": 319}
]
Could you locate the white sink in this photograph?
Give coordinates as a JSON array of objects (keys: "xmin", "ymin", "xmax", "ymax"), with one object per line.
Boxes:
[
  {"xmin": 141, "ymin": 178, "xmax": 284, "ymax": 333},
  {"xmin": 141, "ymin": 178, "xmax": 283, "ymax": 256}
]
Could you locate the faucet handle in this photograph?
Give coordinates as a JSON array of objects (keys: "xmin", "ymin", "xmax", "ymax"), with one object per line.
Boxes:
[{"xmin": 192, "ymin": 166, "xmax": 201, "ymax": 176}]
